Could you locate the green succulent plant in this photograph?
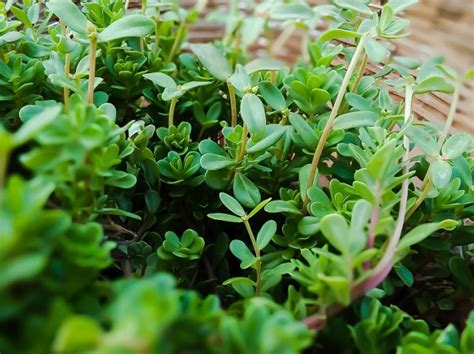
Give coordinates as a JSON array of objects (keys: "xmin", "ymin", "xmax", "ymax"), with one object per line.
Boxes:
[{"xmin": 0, "ymin": 0, "xmax": 472, "ymax": 353}]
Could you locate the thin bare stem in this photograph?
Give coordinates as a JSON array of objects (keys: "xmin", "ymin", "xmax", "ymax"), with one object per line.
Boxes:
[
  {"xmin": 87, "ymin": 24, "xmax": 98, "ymax": 105},
  {"xmin": 302, "ymin": 34, "xmax": 367, "ymax": 209},
  {"xmin": 271, "ymin": 25, "xmax": 296, "ymax": 56},
  {"xmin": 236, "ymin": 125, "xmax": 248, "ymax": 163},
  {"xmin": 168, "ymin": 97, "xmax": 178, "ymax": 127},
  {"xmin": 243, "ymin": 219, "xmax": 262, "ymax": 296},
  {"xmin": 352, "ymin": 84, "xmax": 413, "ymax": 298},
  {"xmin": 227, "ymin": 80, "xmax": 238, "ymax": 127},
  {"xmin": 438, "ymin": 81, "xmax": 461, "ymax": 148},
  {"xmin": 0, "ymin": 148, "xmax": 10, "ymax": 203},
  {"xmin": 152, "ymin": 13, "xmax": 161, "ymax": 55},
  {"xmin": 167, "ymin": 21, "xmax": 185, "ymax": 63},
  {"xmin": 60, "ymin": 20, "xmax": 71, "ymax": 109},
  {"xmin": 405, "ymin": 80, "xmax": 461, "ymax": 220}
]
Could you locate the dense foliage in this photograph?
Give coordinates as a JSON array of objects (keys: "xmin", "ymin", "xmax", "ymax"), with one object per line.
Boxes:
[{"xmin": 1, "ymin": 0, "xmax": 473, "ymax": 353}]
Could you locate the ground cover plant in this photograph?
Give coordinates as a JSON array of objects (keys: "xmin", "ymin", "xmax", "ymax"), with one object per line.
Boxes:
[{"xmin": 0, "ymin": 0, "xmax": 473, "ymax": 353}]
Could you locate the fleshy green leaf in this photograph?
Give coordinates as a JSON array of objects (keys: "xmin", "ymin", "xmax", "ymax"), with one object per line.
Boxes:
[
  {"xmin": 258, "ymin": 81, "xmax": 286, "ymax": 111},
  {"xmin": 200, "ymin": 154, "xmax": 236, "ymax": 170},
  {"xmin": 334, "ymin": 0, "xmax": 372, "ymax": 15},
  {"xmin": 256, "ymin": 220, "xmax": 277, "ymax": 250},
  {"xmin": 320, "ymin": 29, "xmax": 361, "ymax": 42},
  {"xmin": 364, "ymin": 38, "xmax": 389, "ymax": 63},
  {"xmin": 46, "ymin": 1, "xmax": 88, "ymax": 35},
  {"xmin": 442, "ymin": 132, "xmax": 472, "ymax": 160},
  {"xmin": 244, "ymin": 58, "xmax": 284, "ymax": 74},
  {"xmin": 270, "ymin": 3, "xmax": 314, "ymax": 20},
  {"xmin": 229, "ymin": 240, "xmax": 254, "ymax": 262},
  {"xmin": 240, "ymin": 93, "xmax": 266, "ymax": 142},
  {"xmin": 430, "ymin": 160, "xmax": 452, "ymax": 189},
  {"xmin": 414, "ymin": 76, "xmax": 454, "ymax": 94},
  {"xmin": 333, "ymin": 111, "xmax": 379, "ymax": 130},
  {"xmin": 98, "ymin": 15, "xmax": 155, "ymax": 42},
  {"xmin": 320, "ymin": 214, "xmax": 350, "ymax": 253},
  {"xmin": 13, "ymin": 106, "xmax": 62, "ymax": 146},
  {"xmin": 397, "ymin": 219, "xmax": 458, "ymax": 254},
  {"xmin": 190, "ymin": 43, "xmax": 232, "ymax": 81},
  {"xmin": 208, "ymin": 213, "xmax": 242, "ymax": 223},
  {"xmin": 143, "ymin": 72, "xmax": 177, "ymax": 89},
  {"xmin": 233, "ymin": 173, "xmax": 261, "ymax": 209},
  {"xmin": 219, "ymin": 192, "xmax": 246, "ymax": 217}
]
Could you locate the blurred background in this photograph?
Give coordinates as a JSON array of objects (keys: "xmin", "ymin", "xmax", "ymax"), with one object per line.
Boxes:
[{"xmin": 133, "ymin": 0, "xmax": 474, "ymax": 131}]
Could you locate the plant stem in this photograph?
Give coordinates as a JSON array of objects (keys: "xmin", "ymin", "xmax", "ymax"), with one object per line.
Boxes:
[
  {"xmin": 367, "ymin": 184, "xmax": 381, "ymax": 249},
  {"xmin": 227, "ymin": 80, "xmax": 238, "ymax": 127},
  {"xmin": 243, "ymin": 219, "xmax": 262, "ymax": 296},
  {"xmin": 351, "ymin": 53, "xmax": 368, "ymax": 93},
  {"xmin": 60, "ymin": 20, "xmax": 71, "ymax": 109},
  {"xmin": 63, "ymin": 54, "xmax": 71, "ymax": 108},
  {"xmin": 438, "ymin": 80, "xmax": 461, "ymax": 148},
  {"xmin": 168, "ymin": 97, "xmax": 178, "ymax": 127},
  {"xmin": 405, "ymin": 80, "xmax": 461, "ymax": 220},
  {"xmin": 271, "ymin": 25, "xmax": 296, "ymax": 56},
  {"xmin": 302, "ymin": 34, "xmax": 367, "ymax": 209},
  {"xmin": 140, "ymin": 0, "xmax": 147, "ymax": 51},
  {"xmin": 405, "ymin": 176, "xmax": 432, "ymax": 221},
  {"xmin": 236, "ymin": 125, "xmax": 248, "ymax": 163},
  {"xmin": 87, "ymin": 27, "xmax": 98, "ymax": 105},
  {"xmin": 152, "ymin": 12, "xmax": 161, "ymax": 55},
  {"xmin": 0, "ymin": 146, "xmax": 11, "ymax": 203},
  {"xmin": 352, "ymin": 84, "xmax": 413, "ymax": 298},
  {"xmin": 167, "ymin": 20, "xmax": 185, "ymax": 63}
]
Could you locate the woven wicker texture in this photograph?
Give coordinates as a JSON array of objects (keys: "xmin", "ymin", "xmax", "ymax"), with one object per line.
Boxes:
[{"xmin": 131, "ymin": 0, "xmax": 474, "ymax": 133}]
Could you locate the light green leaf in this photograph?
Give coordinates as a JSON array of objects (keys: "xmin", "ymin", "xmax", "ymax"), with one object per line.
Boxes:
[
  {"xmin": 333, "ymin": 111, "xmax": 379, "ymax": 130},
  {"xmin": 229, "ymin": 64, "xmax": 251, "ymax": 92},
  {"xmin": 379, "ymin": 4, "xmax": 394, "ymax": 33},
  {"xmin": 244, "ymin": 58, "xmax": 284, "ymax": 74},
  {"xmin": 180, "ymin": 81, "xmax": 212, "ymax": 91},
  {"xmin": 270, "ymin": 3, "xmax": 314, "ymax": 20},
  {"xmin": 162, "ymin": 87, "xmax": 183, "ymax": 101},
  {"xmin": 190, "ymin": 43, "xmax": 232, "ymax": 81},
  {"xmin": 464, "ymin": 69, "xmax": 474, "ymax": 80},
  {"xmin": 256, "ymin": 220, "xmax": 277, "ymax": 250},
  {"xmin": 240, "ymin": 93, "xmax": 266, "ymax": 142},
  {"xmin": 46, "ymin": 1, "xmax": 88, "ymax": 35},
  {"xmin": 233, "ymin": 173, "xmax": 261, "ymax": 209},
  {"xmin": 208, "ymin": 213, "xmax": 243, "ymax": 223},
  {"xmin": 388, "ymin": 0, "xmax": 418, "ymax": 14},
  {"xmin": 397, "ymin": 219, "xmax": 458, "ymax": 255},
  {"xmin": 442, "ymin": 133, "xmax": 472, "ymax": 160},
  {"xmin": 405, "ymin": 125, "xmax": 439, "ymax": 157},
  {"xmin": 414, "ymin": 76, "xmax": 455, "ymax": 94},
  {"xmin": 98, "ymin": 14, "xmax": 155, "ymax": 42},
  {"xmin": 334, "ymin": 0, "xmax": 372, "ymax": 15},
  {"xmin": 289, "ymin": 112, "xmax": 318, "ymax": 149},
  {"xmin": 258, "ymin": 81, "xmax": 286, "ymax": 111},
  {"xmin": 320, "ymin": 28, "xmax": 361, "ymax": 42},
  {"xmin": 223, "ymin": 277, "xmax": 255, "ymax": 298},
  {"xmin": 367, "ymin": 139, "xmax": 397, "ymax": 181},
  {"xmin": 219, "ymin": 192, "xmax": 246, "ymax": 217},
  {"xmin": 320, "ymin": 214, "xmax": 350, "ymax": 253},
  {"xmin": 430, "ymin": 160, "xmax": 452, "ymax": 189},
  {"xmin": 143, "ymin": 72, "xmax": 177, "ymax": 89},
  {"xmin": 265, "ymin": 200, "xmax": 302, "ymax": 215},
  {"xmin": 247, "ymin": 198, "xmax": 272, "ymax": 219},
  {"xmin": 13, "ymin": 106, "xmax": 62, "ymax": 147},
  {"xmin": 200, "ymin": 153, "xmax": 236, "ymax": 170},
  {"xmin": 364, "ymin": 38, "xmax": 389, "ymax": 63},
  {"xmin": 246, "ymin": 124, "xmax": 286, "ymax": 154},
  {"xmin": 229, "ymin": 240, "xmax": 254, "ymax": 262}
]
